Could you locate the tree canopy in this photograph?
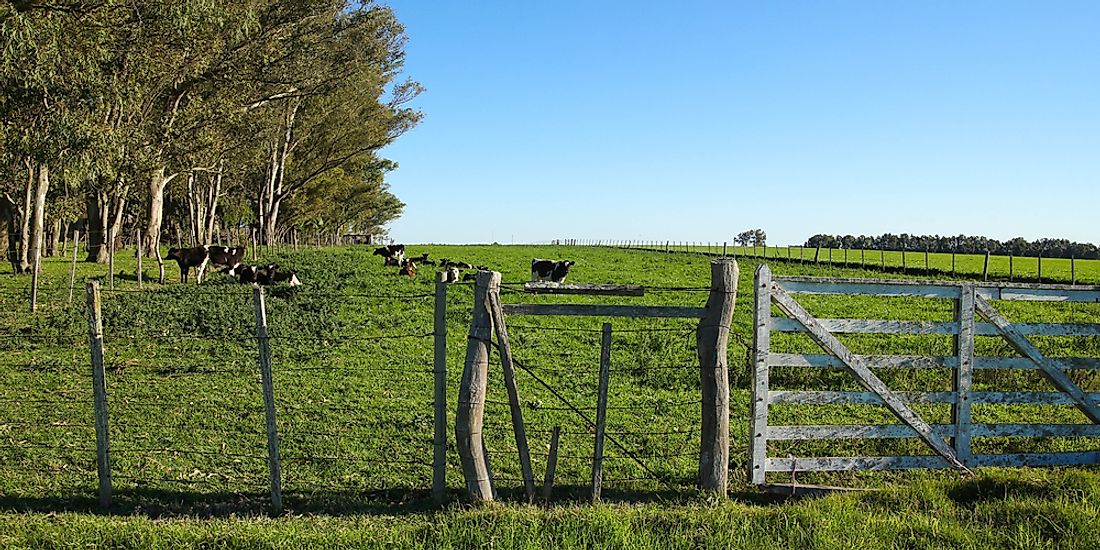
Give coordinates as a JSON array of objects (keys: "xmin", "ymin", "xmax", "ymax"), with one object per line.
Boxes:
[{"xmin": 1, "ymin": 0, "xmax": 421, "ymax": 267}]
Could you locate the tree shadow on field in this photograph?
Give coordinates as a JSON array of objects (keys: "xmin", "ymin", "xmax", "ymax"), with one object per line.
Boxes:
[{"xmin": 0, "ymin": 483, "xmax": 795, "ymax": 518}]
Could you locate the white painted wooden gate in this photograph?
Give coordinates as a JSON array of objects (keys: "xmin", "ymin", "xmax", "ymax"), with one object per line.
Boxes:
[{"xmin": 749, "ymin": 265, "xmax": 1100, "ymax": 485}]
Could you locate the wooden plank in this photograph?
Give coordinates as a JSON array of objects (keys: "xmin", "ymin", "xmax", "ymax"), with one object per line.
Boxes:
[
  {"xmin": 769, "ymin": 354, "xmax": 1099, "ymax": 371},
  {"xmin": 253, "ymin": 287, "xmax": 283, "ymax": 514},
  {"xmin": 771, "ymin": 318, "xmax": 959, "ymax": 335},
  {"xmin": 776, "ymin": 280, "xmax": 961, "ymax": 298},
  {"xmin": 488, "ymin": 290, "xmax": 536, "ymax": 504},
  {"xmin": 975, "ymin": 323, "xmax": 1100, "ymax": 337},
  {"xmin": 523, "ymin": 282, "xmax": 644, "ymax": 296},
  {"xmin": 953, "ymin": 284, "xmax": 975, "ymax": 464},
  {"xmin": 975, "ymin": 295, "xmax": 1100, "ymax": 424},
  {"xmin": 591, "ymin": 323, "xmax": 612, "ymax": 502},
  {"xmin": 749, "ymin": 264, "xmax": 772, "ymax": 485},
  {"xmin": 85, "ymin": 281, "xmax": 112, "ymax": 508},
  {"xmin": 769, "ymin": 284, "xmax": 971, "ymax": 474},
  {"xmin": 768, "ymin": 423, "xmax": 1100, "ymax": 440},
  {"xmin": 768, "ymin": 391, "xmax": 957, "ymax": 405},
  {"xmin": 432, "ymin": 272, "xmax": 448, "ymax": 505},
  {"xmin": 697, "ymin": 259, "xmax": 737, "ymax": 494},
  {"xmin": 768, "ymin": 390, "xmax": 1100, "ymax": 406},
  {"xmin": 769, "ymin": 353, "xmax": 955, "ymax": 369},
  {"xmin": 976, "ymin": 357, "xmax": 1100, "ymax": 370},
  {"xmin": 767, "ymin": 452, "xmax": 1100, "ymax": 472},
  {"xmin": 502, "ymin": 303, "xmax": 706, "ymax": 318}
]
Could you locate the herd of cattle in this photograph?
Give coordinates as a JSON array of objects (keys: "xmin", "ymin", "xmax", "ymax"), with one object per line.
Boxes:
[{"xmin": 162, "ymin": 243, "xmax": 574, "ymax": 287}]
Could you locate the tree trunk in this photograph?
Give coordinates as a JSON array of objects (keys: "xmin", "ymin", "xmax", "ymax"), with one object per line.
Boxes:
[
  {"xmin": 86, "ymin": 190, "xmax": 108, "ymax": 262},
  {"xmin": 27, "ymin": 164, "xmax": 49, "ymax": 273},
  {"xmin": 1, "ymin": 195, "xmax": 18, "ymax": 273},
  {"xmin": 48, "ymin": 218, "xmax": 62, "ymax": 257},
  {"xmin": 143, "ymin": 167, "xmax": 175, "ymax": 257},
  {"xmin": 204, "ymin": 168, "xmax": 221, "ymax": 245}
]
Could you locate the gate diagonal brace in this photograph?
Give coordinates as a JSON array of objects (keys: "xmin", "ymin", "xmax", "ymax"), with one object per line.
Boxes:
[
  {"xmin": 974, "ymin": 295, "xmax": 1100, "ymax": 425},
  {"xmin": 769, "ymin": 284, "xmax": 973, "ymax": 475}
]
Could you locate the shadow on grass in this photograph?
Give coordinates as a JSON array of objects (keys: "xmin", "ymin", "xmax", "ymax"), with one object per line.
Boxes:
[{"xmin": 0, "ymin": 482, "xmax": 793, "ymax": 518}]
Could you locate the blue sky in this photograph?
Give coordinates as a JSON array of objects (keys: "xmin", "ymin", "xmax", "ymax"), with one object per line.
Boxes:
[{"xmin": 381, "ymin": 1, "xmax": 1100, "ymax": 245}]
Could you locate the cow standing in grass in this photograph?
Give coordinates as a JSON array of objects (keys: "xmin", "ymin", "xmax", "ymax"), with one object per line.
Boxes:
[{"xmin": 167, "ymin": 245, "xmax": 245, "ymax": 283}]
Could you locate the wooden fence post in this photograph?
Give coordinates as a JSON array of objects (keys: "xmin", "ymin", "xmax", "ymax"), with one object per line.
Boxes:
[
  {"xmin": 30, "ymin": 233, "xmax": 41, "ymax": 313},
  {"xmin": 1038, "ymin": 254, "xmax": 1043, "ymax": 283},
  {"xmin": 1071, "ymin": 256, "xmax": 1076, "ymax": 285},
  {"xmin": 68, "ymin": 230, "xmax": 79, "ymax": 305},
  {"xmin": 698, "ymin": 258, "xmax": 738, "ymax": 494},
  {"xmin": 592, "ymin": 322, "xmax": 612, "ymax": 502},
  {"xmin": 455, "ymin": 270, "xmax": 499, "ymax": 501},
  {"xmin": 108, "ymin": 226, "xmax": 115, "ymax": 290},
  {"xmin": 1009, "ymin": 254, "xmax": 1014, "ymax": 282},
  {"xmin": 253, "ymin": 287, "xmax": 283, "ymax": 514},
  {"xmin": 488, "ymin": 290, "xmax": 535, "ymax": 503},
  {"xmin": 85, "ymin": 281, "xmax": 112, "ymax": 508},
  {"xmin": 136, "ymin": 229, "xmax": 143, "ymax": 289},
  {"xmin": 983, "ymin": 251, "xmax": 990, "ymax": 281},
  {"xmin": 749, "ymin": 264, "xmax": 772, "ymax": 486},
  {"xmin": 432, "ymin": 271, "xmax": 448, "ymax": 505}
]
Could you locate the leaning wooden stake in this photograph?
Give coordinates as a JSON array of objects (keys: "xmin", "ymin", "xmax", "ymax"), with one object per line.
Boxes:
[
  {"xmin": 85, "ymin": 281, "xmax": 112, "ymax": 508},
  {"xmin": 432, "ymin": 271, "xmax": 449, "ymax": 505},
  {"xmin": 591, "ymin": 322, "xmax": 612, "ymax": 502},
  {"xmin": 253, "ymin": 287, "xmax": 284, "ymax": 514},
  {"xmin": 542, "ymin": 426, "xmax": 561, "ymax": 504},
  {"xmin": 488, "ymin": 290, "xmax": 536, "ymax": 503},
  {"xmin": 455, "ymin": 270, "xmax": 499, "ymax": 501},
  {"xmin": 697, "ymin": 258, "xmax": 738, "ymax": 494}
]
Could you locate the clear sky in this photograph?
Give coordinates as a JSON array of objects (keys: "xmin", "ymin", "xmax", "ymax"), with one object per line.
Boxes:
[{"xmin": 380, "ymin": 1, "xmax": 1100, "ymax": 246}]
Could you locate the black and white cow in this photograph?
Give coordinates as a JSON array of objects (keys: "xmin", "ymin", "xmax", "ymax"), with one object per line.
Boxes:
[
  {"xmin": 166, "ymin": 245, "xmax": 246, "ymax": 283},
  {"xmin": 531, "ymin": 259, "xmax": 574, "ymax": 283},
  {"xmin": 225, "ymin": 264, "xmax": 302, "ymax": 286},
  {"xmin": 373, "ymin": 244, "xmax": 406, "ymax": 264},
  {"xmin": 439, "ymin": 258, "xmax": 473, "ymax": 270}
]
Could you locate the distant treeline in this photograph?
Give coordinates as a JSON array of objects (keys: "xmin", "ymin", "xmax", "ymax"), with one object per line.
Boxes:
[{"xmin": 803, "ymin": 234, "xmax": 1100, "ymax": 260}]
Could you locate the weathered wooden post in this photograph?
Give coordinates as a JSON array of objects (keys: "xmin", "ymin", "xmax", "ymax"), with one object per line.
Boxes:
[
  {"xmin": 85, "ymin": 281, "xmax": 112, "ymax": 508},
  {"xmin": 108, "ymin": 226, "xmax": 115, "ymax": 290},
  {"xmin": 488, "ymin": 290, "xmax": 536, "ymax": 503},
  {"xmin": 432, "ymin": 271, "xmax": 448, "ymax": 505},
  {"xmin": 253, "ymin": 287, "xmax": 283, "ymax": 514},
  {"xmin": 698, "ymin": 258, "xmax": 739, "ymax": 494},
  {"xmin": 542, "ymin": 426, "xmax": 561, "ymax": 504},
  {"xmin": 591, "ymin": 322, "xmax": 612, "ymax": 502},
  {"xmin": 1038, "ymin": 254, "xmax": 1043, "ymax": 283},
  {"xmin": 1009, "ymin": 254, "xmax": 1014, "ymax": 282},
  {"xmin": 67, "ymin": 230, "xmax": 80, "ymax": 305},
  {"xmin": 983, "ymin": 251, "xmax": 990, "ymax": 281},
  {"xmin": 952, "ymin": 284, "xmax": 976, "ymax": 466},
  {"xmin": 455, "ymin": 270, "xmax": 499, "ymax": 501},
  {"xmin": 1071, "ymin": 256, "xmax": 1076, "ymax": 285},
  {"xmin": 30, "ymin": 234, "xmax": 41, "ymax": 313},
  {"xmin": 135, "ymin": 229, "xmax": 143, "ymax": 289},
  {"xmin": 749, "ymin": 264, "xmax": 772, "ymax": 486}
]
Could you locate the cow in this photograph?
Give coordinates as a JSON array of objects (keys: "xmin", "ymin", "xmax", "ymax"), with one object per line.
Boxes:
[
  {"xmin": 373, "ymin": 244, "xmax": 406, "ymax": 264},
  {"xmin": 225, "ymin": 264, "xmax": 302, "ymax": 286},
  {"xmin": 441, "ymin": 266, "xmax": 461, "ymax": 283},
  {"xmin": 439, "ymin": 258, "xmax": 473, "ymax": 270},
  {"xmin": 167, "ymin": 245, "xmax": 245, "ymax": 283},
  {"xmin": 531, "ymin": 259, "xmax": 574, "ymax": 283},
  {"xmin": 461, "ymin": 272, "xmax": 477, "ymax": 282},
  {"xmin": 408, "ymin": 252, "xmax": 431, "ymax": 264}
]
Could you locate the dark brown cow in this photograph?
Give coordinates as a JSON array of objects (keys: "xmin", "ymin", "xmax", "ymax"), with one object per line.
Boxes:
[{"xmin": 166, "ymin": 245, "xmax": 245, "ymax": 283}]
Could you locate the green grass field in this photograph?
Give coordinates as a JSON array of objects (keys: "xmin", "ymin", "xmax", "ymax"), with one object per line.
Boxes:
[{"xmin": 1, "ymin": 244, "xmax": 1098, "ymax": 548}]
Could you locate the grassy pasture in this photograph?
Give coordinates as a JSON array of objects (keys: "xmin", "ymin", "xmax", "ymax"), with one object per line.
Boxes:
[
  {"xmin": 1, "ymin": 244, "xmax": 1099, "ymax": 547},
  {"xmin": 624, "ymin": 243, "xmax": 1100, "ymax": 285}
]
